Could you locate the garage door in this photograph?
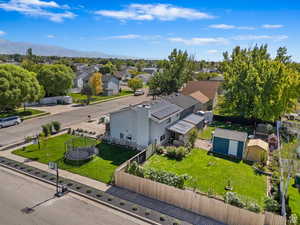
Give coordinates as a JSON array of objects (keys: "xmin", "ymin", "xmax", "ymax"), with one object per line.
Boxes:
[{"xmin": 228, "ymin": 140, "xmax": 238, "ymax": 156}]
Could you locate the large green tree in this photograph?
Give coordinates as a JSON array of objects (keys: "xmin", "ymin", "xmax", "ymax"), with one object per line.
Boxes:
[
  {"xmin": 0, "ymin": 64, "xmax": 44, "ymax": 111},
  {"xmin": 37, "ymin": 64, "xmax": 74, "ymax": 97},
  {"xmin": 221, "ymin": 45, "xmax": 300, "ymax": 122},
  {"xmin": 148, "ymin": 49, "xmax": 195, "ymax": 95},
  {"xmin": 128, "ymin": 77, "xmax": 143, "ymax": 92}
]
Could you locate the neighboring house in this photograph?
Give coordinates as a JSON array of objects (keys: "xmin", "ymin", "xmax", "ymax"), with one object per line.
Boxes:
[
  {"xmin": 209, "ymin": 75, "xmax": 225, "ymax": 82},
  {"xmin": 245, "ymin": 139, "xmax": 269, "ymax": 162},
  {"xmin": 188, "ymin": 91, "xmax": 210, "ymax": 111},
  {"xmin": 136, "ymin": 73, "xmax": 152, "ymax": 84},
  {"xmin": 199, "ymin": 67, "xmax": 219, "ymax": 73},
  {"xmin": 108, "ymin": 95, "xmax": 205, "ymax": 148},
  {"xmin": 73, "ymin": 63, "xmax": 101, "ymax": 90},
  {"xmin": 142, "ymin": 67, "xmax": 158, "ymax": 76},
  {"xmin": 181, "ymin": 81, "xmax": 221, "ymax": 110},
  {"xmin": 102, "ymin": 74, "xmax": 120, "ymax": 96},
  {"xmin": 212, "ymin": 128, "xmax": 248, "ymax": 159}
]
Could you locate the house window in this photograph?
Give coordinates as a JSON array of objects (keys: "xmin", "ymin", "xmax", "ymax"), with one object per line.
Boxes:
[
  {"xmin": 127, "ymin": 136, "xmax": 132, "ymax": 141},
  {"xmin": 120, "ymin": 133, "xmax": 124, "ymax": 139},
  {"xmin": 166, "ymin": 118, "xmax": 171, "ymax": 124},
  {"xmin": 160, "ymin": 135, "xmax": 166, "ymax": 142}
]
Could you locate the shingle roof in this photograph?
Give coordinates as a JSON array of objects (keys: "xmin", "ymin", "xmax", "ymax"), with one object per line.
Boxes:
[
  {"xmin": 181, "ymin": 81, "xmax": 221, "ymax": 100},
  {"xmin": 214, "ymin": 128, "xmax": 248, "ymax": 142},
  {"xmin": 167, "ymin": 120, "xmax": 195, "ymax": 135},
  {"xmin": 183, "ymin": 114, "xmax": 205, "ymax": 125},
  {"xmin": 247, "ymin": 139, "xmax": 269, "ymax": 151},
  {"xmin": 151, "ymin": 103, "xmax": 182, "ymax": 120},
  {"xmin": 189, "ymin": 91, "xmax": 210, "ymax": 104},
  {"xmin": 163, "ymin": 94, "xmax": 199, "ymax": 110}
]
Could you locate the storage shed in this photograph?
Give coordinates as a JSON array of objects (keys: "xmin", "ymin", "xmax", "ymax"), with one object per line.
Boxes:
[
  {"xmin": 245, "ymin": 139, "xmax": 269, "ymax": 162},
  {"xmin": 212, "ymin": 128, "xmax": 248, "ymax": 159}
]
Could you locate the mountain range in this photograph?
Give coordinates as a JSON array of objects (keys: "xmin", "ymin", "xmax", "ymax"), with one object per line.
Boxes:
[{"xmin": 0, "ymin": 39, "xmax": 127, "ymax": 58}]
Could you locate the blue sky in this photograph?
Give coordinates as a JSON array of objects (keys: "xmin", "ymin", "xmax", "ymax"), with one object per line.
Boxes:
[{"xmin": 0, "ymin": 0, "xmax": 299, "ymax": 61}]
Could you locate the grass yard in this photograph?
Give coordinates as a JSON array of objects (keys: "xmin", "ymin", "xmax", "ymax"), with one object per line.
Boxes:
[
  {"xmin": 12, "ymin": 134, "xmax": 137, "ymax": 183},
  {"xmin": 288, "ymin": 181, "xmax": 300, "ymax": 223},
  {"xmin": 70, "ymin": 90, "xmax": 133, "ymax": 104},
  {"xmin": 144, "ymin": 149, "xmax": 267, "ymax": 206},
  {"xmin": 0, "ymin": 108, "xmax": 46, "ymax": 119}
]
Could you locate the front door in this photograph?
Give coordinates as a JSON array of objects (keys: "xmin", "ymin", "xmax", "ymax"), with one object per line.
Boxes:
[{"xmin": 228, "ymin": 140, "xmax": 238, "ymax": 156}]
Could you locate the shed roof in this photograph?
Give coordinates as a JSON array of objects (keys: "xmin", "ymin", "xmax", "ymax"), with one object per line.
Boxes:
[
  {"xmin": 214, "ymin": 128, "xmax": 248, "ymax": 142},
  {"xmin": 183, "ymin": 114, "xmax": 205, "ymax": 125},
  {"xmin": 181, "ymin": 81, "xmax": 221, "ymax": 100},
  {"xmin": 189, "ymin": 91, "xmax": 210, "ymax": 104},
  {"xmin": 167, "ymin": 120, "xmax": 195, "ymax": 135},
  {"xmin": 248, "ymin": 139, "xmax": 269, "ymax": 151}
]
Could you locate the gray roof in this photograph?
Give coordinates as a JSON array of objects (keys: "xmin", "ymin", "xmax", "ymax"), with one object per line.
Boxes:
[
  {"xmin": 183, "ymin": 114, "xmax": 204, "ymax": 125},
  {"xmin": 151, "ymin": 103, "xmax": 182, "ymax": 120},
  {"xmin": 168, "ymin": 120, "xmax": 195, "ymax": 135},
  {"xmin": 214, "ymin": 128, "xmax": 248, "ymax": 142},
  {"xmin": 163, "ymin": 94, "xmax": 199, "ymax": 110}
]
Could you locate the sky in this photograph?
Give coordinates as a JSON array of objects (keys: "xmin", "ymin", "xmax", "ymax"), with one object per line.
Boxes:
[{"xmin": 0, "ymin": 0, "xmax": 299, "ymax": 61}]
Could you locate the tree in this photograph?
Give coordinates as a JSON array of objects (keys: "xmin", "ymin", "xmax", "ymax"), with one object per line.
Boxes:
[
  {"xmin": 128, "ymin": 77, "xmax": 143, "ymax": 92},
  {"xmin": 0, "ymin": 64, "xmax": 44, "ymax": 111},
  {"xmin": 221, "ymin": 45, "xmax": 300, "ymax": 122},
  {"xmin": 89, "ymin": 72, "xmax": 103, "ymax": 95},
  {"xmin": 148, "ymin": 49, "xmax": 195, "ymax": 95},
  {"xmin": 99, "ymin": 61, "xmax": 117, "ymax": 75},
  {"xmin": 81, "ymin": 83, "xmax": 93, "ymax": 105},
  {"xmin": 37, "ymin": 64, "xmax": 74, "ymax": 97},
  {"xmin": 188, "ymin": 128, "xmax": 198, "ymax": 149},
  {"xmin": 275, "ymin": 47, "xmax": 291, "ymax": 64}
]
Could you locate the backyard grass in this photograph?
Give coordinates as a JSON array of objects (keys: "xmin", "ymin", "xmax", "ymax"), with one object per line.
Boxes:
[
  {"xmin": 0, "ymin": 108, "xmax": 47, "ymax": 119},
  {"xmin": 70, "ymin": 90, "xmax": 133, "ymax": 104},
  {"xmin": 12, "ymin": 134, "xmax": 137, "ymax": 183},
  {"xmin": 144, "ymin": 149, "xmax": 267, "ymax": 206},
  {"xmin": 288, "ymin": 180, "xmax": 300, "ymax": 223},
  {"xmin": 198, "ymin": 121, "xmax": 253, "ymax": 140}
]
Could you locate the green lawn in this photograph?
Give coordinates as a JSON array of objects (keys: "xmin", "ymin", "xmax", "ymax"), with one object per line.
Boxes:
[
  {"xmin": 0, "ymin": 108, "xmax": 46, "ymax": 119},
  {"xmin": 144, "ymin": 149, "xmax": 267, "ymax": 206},
  {"xmin": 70, "ymin": 90, "xmax": 133, "ymax": 104},
  {"xmin": 12, "ymin": 134, "xmax": 137, "ymax": 183},
  {"xmin": 288, "ymin": 180, "xmax": 300, "ymax": 223}
]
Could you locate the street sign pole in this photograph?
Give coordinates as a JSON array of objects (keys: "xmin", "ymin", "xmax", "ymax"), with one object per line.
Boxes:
[
  {"xmin": 49, "ymin": 162, "xmax": 59, "ymax": 196},
  {"xmin": 56, "ymin": 166, "xmax": 59, "ymax": 195}
]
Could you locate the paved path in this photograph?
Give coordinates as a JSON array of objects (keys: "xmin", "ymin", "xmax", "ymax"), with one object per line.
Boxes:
[
  {"xmin": 0, "ymin": 166, "xmax": 150, "ymax": 225},
  {"xmin": 0, "ymin": 95, "xmax": 150, "ymax": 146}
]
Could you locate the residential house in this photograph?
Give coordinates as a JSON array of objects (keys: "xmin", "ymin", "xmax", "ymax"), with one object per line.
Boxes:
[
  {"xmin": 212, "ymin": 128, "xmax": 248, "ymax": 159},
  {"xmin": 102, "ymin": 74, "xmax": 120, "ymax": 96},
  {"xmin": 181, "ymin": 80, "xmax": 221, "ymax": 110},
  {"xmin": 73, "ymin": 63, "xmax": 101, "ymax": 91},
  {"xmin": 142, "ymin": 67, "xmax": 158, "ymax": 76},
  {"xmin": 136, "ymin": 73, "xmax": 152, "ymax": 84}
]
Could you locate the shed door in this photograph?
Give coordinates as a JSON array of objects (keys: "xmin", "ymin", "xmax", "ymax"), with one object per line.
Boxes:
[{"xmin": 228, "ymin": 140, "xmax": 238, "ymax": 156}]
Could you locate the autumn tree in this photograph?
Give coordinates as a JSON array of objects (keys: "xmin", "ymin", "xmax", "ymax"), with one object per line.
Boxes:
[
  {"xmin": 221, "ymin": 45, "xmax": 300, "ymax": 122},
  {"xmin": 128, "ymin": 77, "xmax": 143, "ymax": 92},
  {"xmin": 148, "ymin": 49, "xmax": 195, "ymax": 95},
  {"xmin": 89, "ymin": 72, "xmax": 103, "ymax": 95}
]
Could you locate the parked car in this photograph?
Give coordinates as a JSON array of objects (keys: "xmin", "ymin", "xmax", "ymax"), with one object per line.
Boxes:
[
  {"xmin": 134, "ymin": 90, "xmax": 145, "ymax": 96},
  {"xmin": 0, "ymin": 116, "xmax": 22, "ymax": 128}
]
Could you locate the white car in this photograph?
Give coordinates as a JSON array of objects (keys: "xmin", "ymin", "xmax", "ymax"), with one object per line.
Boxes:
[{"xmin": 0, "ymin": 116, "xmax": 22, "ymax": 128}]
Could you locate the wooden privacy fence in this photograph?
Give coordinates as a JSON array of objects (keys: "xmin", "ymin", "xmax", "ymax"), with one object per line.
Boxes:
[{"xmin": 115, "ymin": 170, "xmax": 286, "ymax": 225}]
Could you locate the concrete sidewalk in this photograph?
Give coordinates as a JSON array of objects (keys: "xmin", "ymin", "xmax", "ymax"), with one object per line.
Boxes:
[{"xmin": 0, "ymin": 145, "xmax": 110, "ymax": 192}]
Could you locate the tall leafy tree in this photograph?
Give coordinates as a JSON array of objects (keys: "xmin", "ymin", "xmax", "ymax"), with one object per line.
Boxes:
[
  {"xmin": 221, "ymin": 45, "xmax": 300, "ymax": 122},
  {"xmin": 0, "ymin": 64, "xmax": 44, "ymax": 111},
  {"xmin": 128, "ymin": 77, "xmax": 143, "ymax": 92},
  {"xmin": 81, "ymin": 83, "xmax": 93, "ymax": 105},
  {"xmin": 99, "ymin": 61, "xmax": 117, "ymax": 75},
  {"xmin": 275, "ymin": 47, "xmax": 291, "ymax": 64},
  {"xmin": 148, "ymin": 49, "xmax": 195, "ymax": 95},
  {"xmin": 89, "ymin": 72, "xmax": 103, "ymax": 95},
  {"xmin": 37, "ymin": 64, "xmax": 74, "ymax": 97}
]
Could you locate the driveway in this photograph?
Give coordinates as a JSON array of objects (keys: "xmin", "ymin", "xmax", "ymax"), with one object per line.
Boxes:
[
  {"xmin": 0, "ymin": 95, "xmax": 150, "ymax": 146},
  {"xmin": 0, "ymin": 166, "xmax": 149, "ymax": 225}
]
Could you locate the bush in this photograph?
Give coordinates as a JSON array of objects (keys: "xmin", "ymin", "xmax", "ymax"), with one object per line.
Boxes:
[
  {"xmin": 246, "ymin": 202, "xmax": 261, "ymax": 213},
  {"xmin": 127, "ymin": 161, "xmax": 144, "ymax": 177},
  {"xmin": 288, "ymin": 214, "xmax": 298, "ymax": 225},
  {"xmin": 166, "ymin": 146, "xmax": 188, "ymax": 160},
  {"xmin": 156, "ymin": 146, "xmax": 164, "ymax": 155},
  {"xmin": 264, "ymin": 197, "xmax": 280, "ymax": 212},
  {"xmin": 52, "ymin": 121, "xmax": 61, "ymax": 133},
  {"xmin": 166, "ymin": 146, "xmax": 177, "ymax": 158},
  {"xmin": 47, "ymin": 123, "xmax": 53, "ymax": 134},
  {"xmin": 224, "ymin": 192, "xmax": 245, "ymax": 208},
  {"xmin": 42, "ymin": 124, "xmax": 49, "ymax": 137}
]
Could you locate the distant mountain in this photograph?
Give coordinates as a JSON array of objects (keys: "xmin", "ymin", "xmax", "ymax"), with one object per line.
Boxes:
[{"xmin": 0, "ymin": 39, "xmax": 128, "ymax": 58}]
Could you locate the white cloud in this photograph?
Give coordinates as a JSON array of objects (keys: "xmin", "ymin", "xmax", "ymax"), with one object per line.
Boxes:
[
  {"xmin": 0, "ymin": 0, "xmax": 75, "ymax": 22},
  {"xmin": 209, "ymin": 24, "xmax": 255, "ymax": 30},
  {"xmin": 108, "ymin": 34, "xmax": 141, "ymax": 39},
  {"xmin": 262, "ymin": 24, "xmax": 284, "ymax": 29},
  {"xmin": 232, "ymin": 35, "xmax": 288, "ymax": 41},
  {"xmin": 47, "ymin": 34, "xmax": 55, "ymax": 38},
  {"xmin": 100, "ymin": 34, "xmax": 161, "ymax": 41},
  {"xmin": 0, "ymin": 30, "xmax": 6, "ymax": 36},
  {"xmin": 207, "ymin": 49, "xmax": 218, "ymax": 54},
  {"xmin": 168, "ymin": 37, "xmax": 228, "ymax": 46},
  {"xmin": 95, "ymin": 4, "xmax": 214, "ymax": 21}
]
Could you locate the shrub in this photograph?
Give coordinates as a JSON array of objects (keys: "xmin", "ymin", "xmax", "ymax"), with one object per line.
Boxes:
[
  {"xmin": 127, "ymin": 161, "xmax": 144, "ymax": 177},
  {"xmin": 224, "ymin": 192, "xmax": 245, "ymax": 208},
  {"xmin": 288, "ymin": 214, "xmax": 298, "ymax": 225},
  {"xmin": 246, "ymin": 202, "xmax": 261, "ymax": 213},
  {"xmin": 52, "ymin": 121, "xmax": 61, "ymax": 133},
  {"xmin": 47, "ymin": 123, "xmax": 53, "ymax": 135},
  {"xmin": 156, "ymin": 146, "xmax": 164, "ymax": 155},
  {"xmin": 166, "ymin": 146, "xmax": 187, "ymax": 160},
  {"xmin": 264, "ymin": 197, "xmax": 280, "ymax": 212},
  {"xmin": 42, "ymin": 125, "xmax": 49, "ymax": 136},
  {"xmin": 188, "ymin": 128, "xmax": 198, "ymax": 149},
  {"xmin": 166, "ymin": 146, "xmax": 177, "ymax": 158}
]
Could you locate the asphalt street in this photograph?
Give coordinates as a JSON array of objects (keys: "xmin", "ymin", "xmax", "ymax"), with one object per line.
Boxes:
[
  {"xmin": 0, "ymin": 166, "xmax": 150, "ymax": 225},
  {"xmin": 0, "ymin": 95, "xmax": 149, "ymax": 146}
]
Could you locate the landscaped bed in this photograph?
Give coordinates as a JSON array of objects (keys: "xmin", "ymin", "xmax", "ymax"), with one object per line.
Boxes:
[
  {"xmin": 0, "ymin": 108, "xmax": 47, "ymax": 119},
  {"xmin": 70, "ymin": 90, "xmax": 133, "ymax": 104},
  {"xmin": 12, "ymin": 134, "xmax": 137, "ymax": 183},
  {"xmin": 144, "ymin": 148, "xmax": 267, "ymax": 207}
]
